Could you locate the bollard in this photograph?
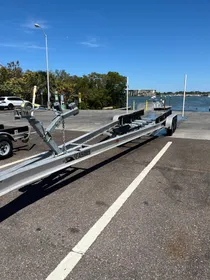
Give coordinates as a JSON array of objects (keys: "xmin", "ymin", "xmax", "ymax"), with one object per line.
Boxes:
[
  {"xmin": 132, "ymin": 100, "xmax": 136, "ymax": 110},
  {"xmin": 145, "ymin": 100, "xmax": 148, "ymax": 111}
]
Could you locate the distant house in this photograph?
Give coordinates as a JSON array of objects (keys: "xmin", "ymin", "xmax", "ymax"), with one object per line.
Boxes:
[{"xmin": 128, "ymin": 89, "xmax": 156, "ymax": 97}]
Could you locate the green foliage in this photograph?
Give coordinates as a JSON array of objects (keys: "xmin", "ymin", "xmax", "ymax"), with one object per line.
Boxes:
[
  {"xmin": 0, "ymin": 61, "xmax": 127, "ymax": 109},
  {"xmin": 106, "ymin": 72, "xmax": 127, "ymax": 108},
  {"xmin": 0, "ymin": 77, "xmax": 25, "ymax": 96}
]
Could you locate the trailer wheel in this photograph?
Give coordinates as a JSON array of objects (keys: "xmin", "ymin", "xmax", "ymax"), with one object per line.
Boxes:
[
  {"xmin": 174, "ymin": 117, "xmax": 177, "ymax": 130},
  {"xmin": 0, "ymin": 136, "xmax": 13, "ymax": 159},
  {"xmin": 166, "ymin": 117, "xmax": 177, "ymax": 136},
  {"xmin": 166, "ymin": 128, "xmax": 173, "ymax": 136}
]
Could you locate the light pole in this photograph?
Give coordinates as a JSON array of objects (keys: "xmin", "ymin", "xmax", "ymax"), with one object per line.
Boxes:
[{"xmin": 34, "ymin": 23, "xmax": 50, "ymax": 109}]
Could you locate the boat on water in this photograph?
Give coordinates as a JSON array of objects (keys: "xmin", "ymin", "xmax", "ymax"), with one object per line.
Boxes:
[
  {"xmin": 150, "ymin": 95, "xmax": 158, "ymax": 103},
  {"xmin": 150, "ymin": 96, "xmax": 165, "ymax": 110}
]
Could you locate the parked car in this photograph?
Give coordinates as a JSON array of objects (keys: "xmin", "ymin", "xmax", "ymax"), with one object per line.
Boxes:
[{"xmin": 0, "ymin": 96, "xmax": 31, "ymax": 110}]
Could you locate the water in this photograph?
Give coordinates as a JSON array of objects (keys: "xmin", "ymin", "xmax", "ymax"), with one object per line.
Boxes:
[{"xmin": 128, "ymin": 96, "xmax": 210, "ymax": 112}]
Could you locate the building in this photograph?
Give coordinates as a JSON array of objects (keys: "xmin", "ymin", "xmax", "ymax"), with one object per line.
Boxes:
[{"xmin": 128, "ymin": 89, "xmax": 156, "ymax": 97}]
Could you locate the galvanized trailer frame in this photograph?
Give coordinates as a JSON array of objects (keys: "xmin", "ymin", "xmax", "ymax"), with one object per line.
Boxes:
[{"xmin": 0, "ymin": 105, "xmax": 177, "ymax": 197}]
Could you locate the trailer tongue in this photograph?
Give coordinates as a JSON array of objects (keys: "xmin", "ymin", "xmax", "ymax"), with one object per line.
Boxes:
[{"xmin": 0, "ymin": 104, "xmax": 177, "ymax": 197}]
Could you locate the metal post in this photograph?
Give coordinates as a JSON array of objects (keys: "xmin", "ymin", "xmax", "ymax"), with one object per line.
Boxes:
[
  {"xmin": 182, "ymin": 74, "xmax": 187, "ymax": 117},
  {"xmin": 132, "ymin": 100, "xmax": 135, "ymax": 110},
  {"xmin": 45, "ymin": 35, "xmax": 50, "ymax": 109},
  {"xmin": 145, "ymin": 100, "xmax": 148, "ymax": 111},
  {"xmin": 32, "ymin": 86, "xmax": 37, "ymax": 109},
  {"xmin": 41, "ymin": 90, "xmax": 43, "ymax": 106},
  {"xmin": 126, "ymin": 77, "xmax": 129, "ymax": 114}
]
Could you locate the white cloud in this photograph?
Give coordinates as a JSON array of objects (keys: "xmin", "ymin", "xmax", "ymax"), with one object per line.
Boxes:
[
  {"xmin": 0, "ymin": 42, "xmax": 45, "ymax": 50},
  {"xmin": 80, "ymin": 37, "xmax": 100, "ymax": 48},
  {"xmin": 80, "ymin": 41, "xmax": 99, "ymax": 48}
]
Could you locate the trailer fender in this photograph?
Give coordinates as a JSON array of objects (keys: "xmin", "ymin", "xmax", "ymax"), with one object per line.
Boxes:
[
  {"xmin": 165, "ymin": 114, "xmax": 177, "ymax": 136},
  {"xmin": 0, "ymin": 132, "xmax": 15, "ymax": 142}
]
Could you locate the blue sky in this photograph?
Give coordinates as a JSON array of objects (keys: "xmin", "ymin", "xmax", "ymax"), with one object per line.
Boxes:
[{"xmin": 0, "ymin": 0, "xmax": 210, "ymax": 92}]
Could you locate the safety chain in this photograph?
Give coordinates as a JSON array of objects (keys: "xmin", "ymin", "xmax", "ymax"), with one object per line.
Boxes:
[{"xmin": 62, "ymin": 116, "xmax": 67, "ymax": 152}]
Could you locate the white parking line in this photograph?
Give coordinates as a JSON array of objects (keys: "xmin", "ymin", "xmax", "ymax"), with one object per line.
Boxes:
[
  {"xmin": 46, "ymin": 141, "xmax": 172, "ymax": 280},
  {"xmin": 0, "ymin": 154, "xmax": 40, "ymax": 170}
]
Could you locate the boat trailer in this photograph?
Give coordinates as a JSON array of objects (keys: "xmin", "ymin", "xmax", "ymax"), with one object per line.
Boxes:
[{"xmin": 0, "ymin": 103, "xmax": 177, "ymax": 197}]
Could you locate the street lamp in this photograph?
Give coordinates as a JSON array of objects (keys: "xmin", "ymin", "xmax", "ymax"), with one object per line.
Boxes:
[{"xmin": 34, "ymin": 23, "xmax": 50, "ymax": 109}]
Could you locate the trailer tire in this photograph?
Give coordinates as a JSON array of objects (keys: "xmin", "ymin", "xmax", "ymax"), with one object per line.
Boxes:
[
  {"xmin": 0, "ymin": 136, "xmax": 13, "ymax": 159},
  {"xmin": 174, "ymin": 117, "xmax": 177, "ymax": 130},
  {"xmin": 166, "ymin": 117, "xmax": 177, "ymax": 136},
  {"xmin": 166, "ymin": 128, "xmax": 173, "ymax": 136}
]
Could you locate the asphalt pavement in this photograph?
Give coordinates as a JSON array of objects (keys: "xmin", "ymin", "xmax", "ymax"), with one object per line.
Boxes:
[
  {"xmin": 0, "ymin": 109, "xmax": 131, "ymax": 132},
  {"xmin": 1, "ymin": 110, "xmax": 210, "ymax": 280},
  {"xmin": 1, "ymin": 109, "xmax": 210, "ymax": 138}
]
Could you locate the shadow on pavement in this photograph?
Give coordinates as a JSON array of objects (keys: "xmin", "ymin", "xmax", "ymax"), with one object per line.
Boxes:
[
  {"xmin": 0, "ymin": 136, "xmax": 157, "ymax": 222},
  {"xmin": 13, "ymin": 143, "xmax": 36, "ymax": 152}
]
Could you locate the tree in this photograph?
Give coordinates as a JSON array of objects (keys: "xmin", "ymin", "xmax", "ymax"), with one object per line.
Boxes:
[
  {"xmin": 106, "ymin": 72, "xmax": 127, "ymax": 108},
  {"xmin": 0, "ymin": 77, "xmax": 25, "ymax": 96},
  {"xmin": 0, "ymin": 66, "xmax": 10, "ymax": 84},
  {"xmin": 0, "ymin": 61, "xmax": 127, "ymax": 109},
  {"xmin": 7, "ymin": 61, "xmax": 23, "ymax": 79}
]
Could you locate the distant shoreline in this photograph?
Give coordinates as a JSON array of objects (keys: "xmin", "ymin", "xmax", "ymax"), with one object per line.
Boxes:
[{"xmin": 129, "ymin": 94, "xmax": 209, "ymax": 97}]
